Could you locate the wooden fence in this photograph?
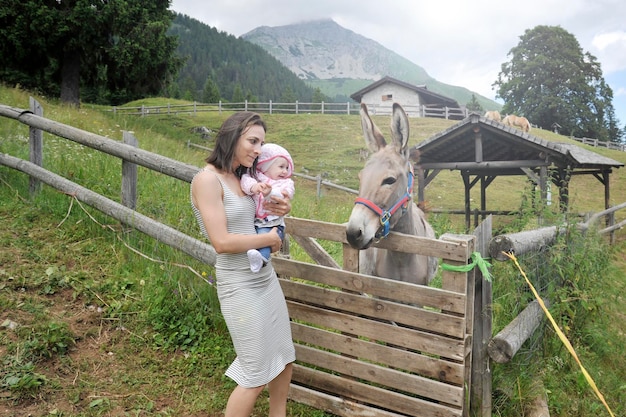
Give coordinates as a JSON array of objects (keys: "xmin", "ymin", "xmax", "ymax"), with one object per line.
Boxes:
[
  {"xmin": 571, "ymin": 136, "xmax": 626, "ymax": 152},
  {"xmin": 4, "ymin": 98, "xmax": 622, "ymax": 416},
  {"xmin": 1, "ymin": 99, "xmax": 484, "ymax": 417},
  {"xmin": 278, "ymin": 221, "xmax": 476, "ymax": 417},
  {"xmin": 110, "ymin": 100, "xmax": 468, "ymax": 120}
]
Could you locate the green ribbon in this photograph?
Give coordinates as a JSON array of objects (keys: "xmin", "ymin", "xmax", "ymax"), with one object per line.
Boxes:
[{"xmin": 440, "ymin": 251, "xmax": 493, "ymax": 282}]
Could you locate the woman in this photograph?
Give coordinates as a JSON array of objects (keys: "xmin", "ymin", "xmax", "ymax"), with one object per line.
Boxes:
[{"xmin": 190, "ymin": 112, "xmax": 295, "ymax": 417}]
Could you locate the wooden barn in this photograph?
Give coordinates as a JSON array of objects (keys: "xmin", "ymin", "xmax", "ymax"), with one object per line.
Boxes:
[{"xmin": 350, "ymin": 76, "xmax": 462, "ymax": 117}]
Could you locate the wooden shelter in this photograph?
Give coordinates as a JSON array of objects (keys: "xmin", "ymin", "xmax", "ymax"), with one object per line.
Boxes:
[{"xmin": 411, "ymin": 112, "xmax": 624, "ymax": 229}]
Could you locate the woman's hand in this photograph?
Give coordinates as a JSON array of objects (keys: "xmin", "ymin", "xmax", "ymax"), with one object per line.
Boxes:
[
  {"xmin": 265, "ymin": 191, "xmax": 291, "ymax": 217},
  {"xmin": 268, "ymin": 227, "xmax": 282, "ymax": 253}
]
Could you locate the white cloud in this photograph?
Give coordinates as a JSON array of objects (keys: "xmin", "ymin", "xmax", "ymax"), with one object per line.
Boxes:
[{"xmin": 591, "ymin": 31, "xmax": 626, "ymax": 73}]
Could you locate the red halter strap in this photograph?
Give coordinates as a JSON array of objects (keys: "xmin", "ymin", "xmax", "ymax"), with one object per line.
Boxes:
[{"xmin": 354, "ymin": 168, "xmax": 414, "ymax": 239}]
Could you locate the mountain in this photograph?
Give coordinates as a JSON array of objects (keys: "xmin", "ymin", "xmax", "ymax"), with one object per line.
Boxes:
[
  {"xmin": 169, "ymin": 14, "xmax": 326, "ymax": 103},
  {"xmin": 242, "ymin": 19, "xmax": 499, "ymax": 109}
]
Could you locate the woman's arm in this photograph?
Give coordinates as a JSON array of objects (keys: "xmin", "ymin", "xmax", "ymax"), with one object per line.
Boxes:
[{"xmin": 192, "ymin": 170, "xmax": 281, "ymax": 254}]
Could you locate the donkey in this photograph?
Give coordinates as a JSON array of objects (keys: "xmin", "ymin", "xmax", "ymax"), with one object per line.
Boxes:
[{"xmin": 346, "ymin": 103, "xmax": 438, "ymax": 285}]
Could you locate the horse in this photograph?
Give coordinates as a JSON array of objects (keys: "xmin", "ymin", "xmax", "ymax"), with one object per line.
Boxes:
[
  {"xmin": 484, "ymin": 110, "xmax": 501, "ymax": 122},
  {"xmin": 502, "ymin": 114, "xmax": 531, "ymax": 132},
  {"xmin": 345, "ymin": 103, "xmax": 438, "ymax": 286}
]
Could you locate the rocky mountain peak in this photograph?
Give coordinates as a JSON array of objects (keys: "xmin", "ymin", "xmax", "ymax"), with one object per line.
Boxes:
[
  {"xmin": 242, "ymin": 18, "xmax": 498, "ymax": 109},
  {"xmin": 243, "ymin": 18, "xmax": 423, "ymax": 81}
]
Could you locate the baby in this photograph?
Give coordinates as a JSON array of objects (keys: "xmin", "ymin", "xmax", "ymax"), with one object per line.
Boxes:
[{"xmin": 241, "ymin": 143, "xmax": 295, "ymax": 272}]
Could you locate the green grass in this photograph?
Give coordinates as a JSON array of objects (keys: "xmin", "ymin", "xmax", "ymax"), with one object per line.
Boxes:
[{"xmin": 1, "ymin": 85, "xmax": 625, "ymax": 416}]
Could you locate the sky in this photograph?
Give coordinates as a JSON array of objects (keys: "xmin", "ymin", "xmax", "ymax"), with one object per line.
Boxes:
[{"xmin": 170, "ymin": 0, "xmax": 626, "ymax": 128}]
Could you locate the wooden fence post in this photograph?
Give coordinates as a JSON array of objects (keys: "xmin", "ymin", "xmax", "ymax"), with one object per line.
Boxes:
[
  {"xmin": 29, "ymin": 97, "xmax": 43, "ymax": 196},
  {"xmin": 121, "ymin": 131, "xmax": 138, "ymax": 210},
  {"xmin": 470, "ymin": 216, "xmax": 493, "ymax": 417},
  {"xmin": 316, "ymin": 174, "xmax": 322, "ymax": 197}
]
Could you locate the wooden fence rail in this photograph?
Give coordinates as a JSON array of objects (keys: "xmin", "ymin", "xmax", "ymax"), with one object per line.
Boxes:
[
  {"xmin": 571, "ymin": 136, "xmax": 626, "ymax": 152},
  {"xmin": 110, "ymin": 100, "xmax": 468, "ymax": 120},
  {"xmin": 0, "ymin": 152, "xmax": 216, "ymax": 266},
  {"xmin": 186, "ymin": 141, "xmax": 359, "ymax": 196}
]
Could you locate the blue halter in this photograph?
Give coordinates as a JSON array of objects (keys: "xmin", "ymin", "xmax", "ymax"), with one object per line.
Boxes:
[{"xmin": 353, "ymin": 169, "xmax": 414, "ymax": 239}]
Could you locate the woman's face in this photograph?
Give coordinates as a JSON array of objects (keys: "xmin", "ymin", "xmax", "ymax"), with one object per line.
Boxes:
[{"xmin": 234, "ymin": 124, "xmax": 265, "ymax": 169}]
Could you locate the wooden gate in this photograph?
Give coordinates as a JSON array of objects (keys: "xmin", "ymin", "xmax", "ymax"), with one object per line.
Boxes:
[{"xmin": 278, "ymin": 217, "xmax": 476, "ymax": 417}]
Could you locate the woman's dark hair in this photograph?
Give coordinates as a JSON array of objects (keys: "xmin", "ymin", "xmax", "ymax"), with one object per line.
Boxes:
[{"xmin": 206, "ymin": 112, "xmax": 267, "ymax": 178}]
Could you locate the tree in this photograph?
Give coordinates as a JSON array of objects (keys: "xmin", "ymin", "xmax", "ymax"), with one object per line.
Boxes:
[
  {"xmin": 312, "ymin": 87, "xmax": 325, "ymax": 111},
  {"xmin": 180, "ymin": 76, "xmax": 196, "ymax": 101},
  {"xmin": 466, "ymin": 94, "xmax": 484, "ymax": 113},
  {"xmin": 170, "ymin": 14, "xmax": 320, "ymax": 105},
  {"xmin": 202, "ymin": 76, "xmax": 220, "ymax": 103},
  {"xmin": 494, "ymin": 25, "xmax": 623, "ymax": 142},
  {"xmin": 231, "ymin": 84, "xmax": 244, "ymax": 103},
  {"xmin": 0, "ymin": 1, "xmax": 182, "ymax": 106},
  {"xmin": 281, "ymin": 86, "xmax": 296, "ymax": 103}
]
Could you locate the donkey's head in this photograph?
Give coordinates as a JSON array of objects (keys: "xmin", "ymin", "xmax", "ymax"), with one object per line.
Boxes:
[{"xmin": 346, "ymin": 103, "xmax": 414, "ymax": 249}]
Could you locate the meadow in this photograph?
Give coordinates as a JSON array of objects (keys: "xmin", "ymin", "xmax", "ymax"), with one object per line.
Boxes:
[{"xmin": 0, "ymin": 86, "xmax": 624, "ymax": 416}]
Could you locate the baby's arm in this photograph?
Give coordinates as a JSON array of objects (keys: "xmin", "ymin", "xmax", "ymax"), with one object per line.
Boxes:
[
  {"xmin": 240, "ymin": 174, "xmax": 257, "ymax": 196},
  {"xmin": 256, "ymin": 182, "xmax": 272, "ymax": 196},
  {"xmin": 277, "ymin": 179, "xmax": 295, "ymax": 200}
]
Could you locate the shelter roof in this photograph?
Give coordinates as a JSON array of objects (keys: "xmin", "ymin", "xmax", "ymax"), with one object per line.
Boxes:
[
  {"xmin": 350, "ymin": 76, "xmax": 459, "ymax": 108},
  {"xmin": 412, "ymin": 113, "xmax": 623, "ymax": 175}
]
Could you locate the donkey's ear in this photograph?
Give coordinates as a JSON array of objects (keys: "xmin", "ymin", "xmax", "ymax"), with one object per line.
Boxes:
[
  {"xmin": 390, "ymin": 103, "xmax": 410, "ymax": 157},
  {"xmin": 360, "ymin": 103, "xmax": 386, "ymax": 153}
]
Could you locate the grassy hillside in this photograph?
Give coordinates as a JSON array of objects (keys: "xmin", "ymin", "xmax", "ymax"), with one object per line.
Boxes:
[{"xmin": 1, "ymin": 86, "xmax": 624, "ymax": 416}]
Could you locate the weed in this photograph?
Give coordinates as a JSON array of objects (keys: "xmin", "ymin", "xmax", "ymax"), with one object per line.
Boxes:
[
  {"xmin": 1, "ymin": 359, "xmax": 47, "ymax": 398},
  {"xmin": 19, "ymin": 321, "xmax": 75, "ymax": 360}
]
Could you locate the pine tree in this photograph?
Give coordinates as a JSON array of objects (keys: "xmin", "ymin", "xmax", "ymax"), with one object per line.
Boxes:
[{"xmin": 0, "ymin": 0, "xmax": 182, "ymax": 106}]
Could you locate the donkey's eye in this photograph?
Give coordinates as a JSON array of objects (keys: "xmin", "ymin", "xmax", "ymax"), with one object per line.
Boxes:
[{"xmin": 382, "ymin": 177, "xmax": 396, "ymax": 186}]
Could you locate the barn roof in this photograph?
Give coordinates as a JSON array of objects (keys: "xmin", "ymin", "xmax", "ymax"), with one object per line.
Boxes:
[
  {"xmin": 411, "ymin": 112, "xmax": 622, "ymax": 229},
  {"xmin": 413, "ymin": 112, "xmax": 624, "ymax": 175},
  {"xmin": 350, "ymin": 76, "xmax": 460, "ymax": 108}
]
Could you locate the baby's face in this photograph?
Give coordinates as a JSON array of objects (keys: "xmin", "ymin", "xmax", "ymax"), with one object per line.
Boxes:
[{"xmin": 265, "ymin": 157, "xmax": 290, "ymax": 179}]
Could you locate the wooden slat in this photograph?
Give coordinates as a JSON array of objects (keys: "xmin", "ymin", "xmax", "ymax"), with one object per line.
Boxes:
[
  {"xmin": 285, "ymin": 217, "xmax": 469, "ymax": 261},
  {"xmin": 282, "ymin": 279, "xmax": 465, "ymax": 338},
  {"xmin": 292, "ymin": 365, "xmax": 462, "ymax": 417},
  {"xmin": 287, "ymin": 301, "xmax": 465, "ymax": 361},
  {"xmin": 369, "ymin": 230, "xmax": 468, "ymax": 261},
  {"xmin": 285, "ymin": 217, "xmax": 347, "ymax": 242},
  {"xmin": 295, "ymin": 345, "xmax": 464, "ymax": 406},
  {"xmin": 289, "ymin": 384, "xmax": 408, "ymax": 417},
  {"xmin": 342, "ymin": 243, "xmax": 359, "ymax": 273},
  {"xmin": 275, "ymin": 258, "xmax": 467, "ymax": 311},
  {"xmin": 291, "ymin": 323, "xmax": 464, "ymax": 385},
  {"xmin": 290, "ymin": 234, "xmax": 341, "ymax": 268}
]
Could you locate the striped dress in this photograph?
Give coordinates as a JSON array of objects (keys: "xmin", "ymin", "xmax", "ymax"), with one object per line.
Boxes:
[{"xmin": 191, "ymin": 171, "xmax": 295, "ymax": 387}]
